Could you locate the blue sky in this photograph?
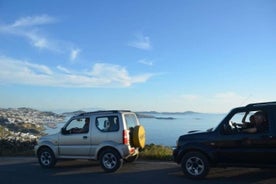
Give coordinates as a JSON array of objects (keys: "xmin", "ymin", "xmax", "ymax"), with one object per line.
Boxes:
[{"xmin": 0, "ymin": 0, "xmax": 276, "ymax": 113}]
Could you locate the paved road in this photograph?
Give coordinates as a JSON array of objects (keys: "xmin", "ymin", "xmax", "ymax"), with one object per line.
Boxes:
[{"xmin": 1, "ymin": 157, "xmax": 276, "ymax": 184}]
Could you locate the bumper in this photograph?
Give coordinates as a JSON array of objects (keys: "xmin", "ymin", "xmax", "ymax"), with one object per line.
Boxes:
[
  {"xmin": 34, "ymin": 145, "xmax": 39, "ymax": 156},
  {"xmin": 172, "ymin": 147, "xmax": 181, "ymax": 163}
]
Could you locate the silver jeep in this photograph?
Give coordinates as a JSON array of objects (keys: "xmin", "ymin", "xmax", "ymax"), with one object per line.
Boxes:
[{"xmin": 35, "ymin": 110, "xmax": 146, "ymax": 172}]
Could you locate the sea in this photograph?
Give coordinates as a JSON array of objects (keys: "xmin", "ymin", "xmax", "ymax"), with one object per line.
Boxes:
[{"xmin": 44, "ymin": 113, "xmax": 226, "ymax": 147}]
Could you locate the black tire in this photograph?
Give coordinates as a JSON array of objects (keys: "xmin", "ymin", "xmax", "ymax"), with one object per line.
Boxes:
[
  {"xmin": 99, "ymin": 149, "xmax": 123, "ymax": 172},
  {"xmin": 125, "ymin": 154, "xmax": 139, "ymax": 163},
  {"xmin": 181, "ymin": 152, "xmax": 209, "ymax": 179},
  {"xmin": 38, "ymin": 147, "xmax": 56, "ymax": 168}
]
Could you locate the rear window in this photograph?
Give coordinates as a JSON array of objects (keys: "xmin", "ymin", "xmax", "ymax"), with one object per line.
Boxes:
[{"xmin": 124, "ymin": 113, "xmax": 139, "ymax": 129}]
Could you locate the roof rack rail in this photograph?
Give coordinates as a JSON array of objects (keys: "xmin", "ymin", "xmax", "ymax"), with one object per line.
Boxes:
[
  {"xmin": 77, "ymin": 110, "xmax": 131, "ymax": 116},
  {"xmin": 245, "ymin": 101, "xmax": 276, "ymax": 107}
]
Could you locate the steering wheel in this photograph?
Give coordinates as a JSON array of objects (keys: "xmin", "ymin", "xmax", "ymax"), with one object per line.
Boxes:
[
  {"xmin": 69, "ymin": 127, "xmax": 80, "ymax": 134},
  {"xmin": 230, "ymin": 121, "xmax": 240, "ymax": 133}
]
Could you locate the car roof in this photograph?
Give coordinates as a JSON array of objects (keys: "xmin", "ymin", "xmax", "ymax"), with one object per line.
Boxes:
[
  {"xmin": 76, "ymin": 110, "xmax": 132, "ymax": 117},
  {"xmin": 230, "ymin": 101, "xmax": 276, "ymax": 113},
  {"xmin": 245, "ymin": 101, "xmax": 276, "ymax": 108}
]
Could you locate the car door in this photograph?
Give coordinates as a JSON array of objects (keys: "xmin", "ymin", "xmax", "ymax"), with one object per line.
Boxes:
[
  {"xmin": 216, "ymin": 109, "xmax": 276, "ymax": 165},
  {"xmin": 216, "ymin": 133, "xmax": 273, "ymax": 164},
  {"xmin": 58, "ymin": 117, "xmax": 91, "ymax": 157},
  {"xmin": 244, "ymin": 109, "xmax": 276, "ymax": 165},
  {"xmin": 215, "ymin": 132, "xmax": 250, "ymax": 164}
]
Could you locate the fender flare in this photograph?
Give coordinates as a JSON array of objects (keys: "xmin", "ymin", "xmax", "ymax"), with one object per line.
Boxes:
[
  {"xmin": 36, "ymin": 141, "xmax": 59, "ymax": 158},
  {"xmin": 176, "ymin": 143, "xmax": 217, "ymax": 164},
  {"xmin": 95, "ymin": 142, "xmax": 126, "ymax": 160}
]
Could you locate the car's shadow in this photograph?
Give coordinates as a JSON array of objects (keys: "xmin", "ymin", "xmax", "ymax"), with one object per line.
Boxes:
[
  {"xmin": 39, "ymin": 160, "xmax": 276, "ymax": 184},
  {"xmin": 205, "ymin": 167, "xmax": 276, "ymax": 184},
  {"xmin": 2, "ymin": 158, "xmax": 276, "ymax": 184}
]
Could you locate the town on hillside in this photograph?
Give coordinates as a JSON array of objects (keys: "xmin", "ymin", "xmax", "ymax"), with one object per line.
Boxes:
[{"xmin": 0, "ymin": 108, "xmax": 65, "ymax": 155}]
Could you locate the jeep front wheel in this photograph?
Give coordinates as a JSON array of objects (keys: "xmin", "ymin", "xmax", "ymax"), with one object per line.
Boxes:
[
  {"xmin": 99, "ymin": 149, "xmax": 123, "ymax": 172},
  {"xmin": 38, "ymin": 147, "xmax": 56, "ymax": 168},
  {"xmin": 181, "ymin": 152, "xmax": 209, "ymax": 179}
]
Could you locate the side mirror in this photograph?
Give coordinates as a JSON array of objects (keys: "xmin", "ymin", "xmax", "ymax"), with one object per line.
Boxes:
[
  {"xmin": 61, "ymin": 127, "xmax": 67, "ymax": 134},
  {"xmin": 222, "ymin": 123, "xmax": 231, "ymax": 135}
]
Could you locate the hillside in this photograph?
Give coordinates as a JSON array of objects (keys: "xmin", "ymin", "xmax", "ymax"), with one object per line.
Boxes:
[{"xmin": 0, "ymin": 107, "xmax": 65, "ymax": 155}]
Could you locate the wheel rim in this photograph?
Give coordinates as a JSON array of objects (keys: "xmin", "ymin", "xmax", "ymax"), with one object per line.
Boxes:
[
  {"xmin": 40, "ymin": 151, "xmax": 52, "ymax": 166},
  {"xmin": 102, "ymin": 153, "xmax": 117, "ymax": 169},
  {"xmin": 186, "ymin": 156, "xmax": 205, "ymax": 176}
]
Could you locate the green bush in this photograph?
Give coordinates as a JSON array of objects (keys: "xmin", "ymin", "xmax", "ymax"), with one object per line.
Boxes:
[
  {"xmin": 0, "ymin": 139, "xmax": 36, "ymax": 156},
  {"xmin": 139, "ymin": 144, "xmax": 173, "ymax": 161}
]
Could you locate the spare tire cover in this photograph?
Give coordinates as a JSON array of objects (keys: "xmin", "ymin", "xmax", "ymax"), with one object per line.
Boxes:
[{"xmin": 132, "ymin": 125, "xmax": 146, "ymax": 148}]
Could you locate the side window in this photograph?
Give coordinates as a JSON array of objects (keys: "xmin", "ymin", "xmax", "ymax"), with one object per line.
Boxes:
[
  {"xmin": 222, "ymin": 112, "xmax": 244, "ymax": 135},
  {"xmin": 222, "ymin": 110, "xmax": 269, "ymax": 135},
  {"xmin": 65, "ymin": 117, "xmax": 90, "ymax": 134},
  {"xmin": 230, "ymin": 112, "xmax": 253, "ymax": 125},
  {"xmin": 96, "ymin": 116, "xmax": 119, "ymax": 132}
]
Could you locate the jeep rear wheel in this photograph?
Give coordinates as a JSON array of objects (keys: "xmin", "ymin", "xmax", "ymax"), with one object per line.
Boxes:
[
  {"xmin": 99, "ymin": 149, "xmax": 123, "ymax": 172},
  {"xmin": 181, "ymin": 152, "xmax": 209, "ymax": 179},
  {"xmin": 132, "ymin": 125, "xmax": 146, "ymax": 149},
  {"xmin": 38, "ymin": 147, "xmax": 56, "ymax": 168}
]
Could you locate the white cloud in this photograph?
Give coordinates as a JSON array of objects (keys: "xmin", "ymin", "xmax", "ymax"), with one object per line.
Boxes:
[
  {"xmin": 90, "ymin": 63, "xmax": 131, "ymax": 84},
  {"xmin": 0, "ymin": 56, "xmax": 53, "ymax": 86},
  {"xmin": 0, "ymin": 56, "xmax": 155, "ymax": 88},
  {"xmin": 128, "ymin": 34, "xmax": 152, "ymax": 50},
  {"xmin": 0, "ymin": 15, "xmax": 79, "ymax": 57},
  {"xmin": 11, "ymin": 14, "xmax": 56, "ymax": 27},
  {"xmin": 24, "ymin": 62, "xmax": 53, "ymax": 75},
  {"xmin": 70, "ymin": 48, "xmax": 81, "ymax": 61},
  {"xmin": 25, "ymin": 31, "xmax": 50, "ymax": 49},
  {"xmin": 56, "ymin": 65, "xmax": 71, "ymax": 74},
  {"xmin": 0, "ymin": 15, "xmax": 56, "ymax": 50},
  {"xmin": 138, "ymin": 59, "xmax": 154, "ymax": 66},
  {"xmin": 90, "ymin": 63, "xmax": 155, "ymax": 87}
]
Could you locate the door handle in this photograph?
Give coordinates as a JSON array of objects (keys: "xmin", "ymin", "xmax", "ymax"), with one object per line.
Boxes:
[{"xmin": 83, "ymin": 136, "xmax": 88, "ymax": 139}]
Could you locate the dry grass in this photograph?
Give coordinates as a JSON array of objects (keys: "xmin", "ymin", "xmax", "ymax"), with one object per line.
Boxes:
[{"xmin": 139, "ymin": 144, "xmax": 173, "ymax": 161}]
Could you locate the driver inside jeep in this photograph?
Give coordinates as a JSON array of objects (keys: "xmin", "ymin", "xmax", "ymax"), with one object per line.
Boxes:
[{"xmin": 232, "ymin": 111, "xmax": 268, "ymax": 133}]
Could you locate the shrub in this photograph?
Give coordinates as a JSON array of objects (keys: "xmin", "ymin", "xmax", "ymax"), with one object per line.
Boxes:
[
  {"xmin": 139, "ymin": 144, "xmax": 173, "ymax": 161},
  {"xmin": 0, "ymin": 139, "xmax": 36, "ymax": 156}
]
